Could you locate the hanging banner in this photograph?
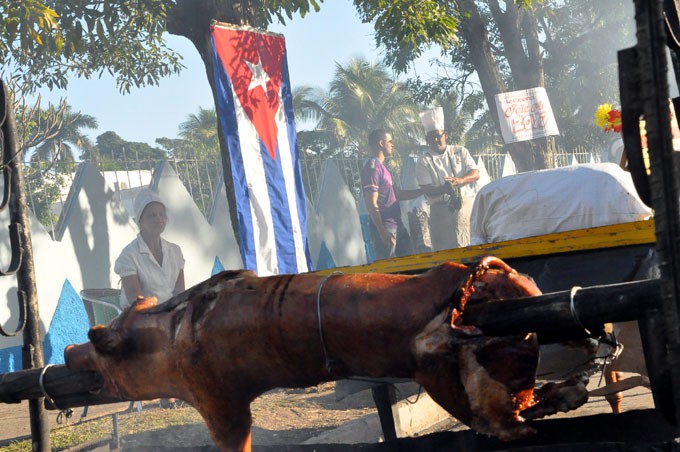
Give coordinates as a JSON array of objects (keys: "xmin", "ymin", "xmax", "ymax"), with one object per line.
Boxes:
[
  {"xmin": 495, "ymin": 87, "xmax": 560, "ymax": 144},
  {"xmin": 211, "ymin": 23, "xmax": 312, "ymax": 275}
]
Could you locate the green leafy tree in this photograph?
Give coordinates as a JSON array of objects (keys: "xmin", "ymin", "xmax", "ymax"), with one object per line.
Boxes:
[
  {"xmin": 397, "ymin": 0, "xmax": 632, "ymax": 171},
  {"xmin": 89, "ymin": 131, "xmax": 168, "ymax": 170},
  {"xmin": 23, "ymin": 163, "xmax": 67, "ymax": 232},
  {"xmin": 10, "ymin": 78, "xmax": 98, "ymax": 164},
  {"xmin": 1, "ymin": 1, "xmax": 183, "ymax": 94},
  {"xmin": 293, "ymin": 86, "xmax": 336, "ymax": 155},
  {"xmin": 294, "ymin": 58, "xmax": 423, "ymax": 196},
  {"xmin": 540, "ymin": 0, "xmax": 633, "ymax": 154}
]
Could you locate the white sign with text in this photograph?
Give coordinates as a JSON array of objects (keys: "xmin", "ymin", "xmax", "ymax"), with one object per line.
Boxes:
[{"xmin": 495, "ymin": 88, "xmax": 560, "ymax": 143}]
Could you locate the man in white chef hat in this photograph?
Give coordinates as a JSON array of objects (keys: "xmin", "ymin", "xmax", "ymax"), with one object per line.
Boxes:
[{"xmin": 416, "ymin": 107, "xmax": 480, "ymax": 251}]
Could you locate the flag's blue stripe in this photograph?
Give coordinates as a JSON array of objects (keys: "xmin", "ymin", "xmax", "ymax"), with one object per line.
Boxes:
[
  {"xmin": 211, "ymin": 37, "xmax": 258, "ymax": 272},
  {"xmin": 280, "ymin": 50, "xmax": 313, "ymax": 271},
  {"xmin": 261, "ymin": 136, "xmax": 297, "ymax": 273}
]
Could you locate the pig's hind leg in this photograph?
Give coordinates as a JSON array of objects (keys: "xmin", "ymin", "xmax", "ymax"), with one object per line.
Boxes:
[{"xmin": 191, "ymin": 392, "xmax": 254, "ymax": 452}]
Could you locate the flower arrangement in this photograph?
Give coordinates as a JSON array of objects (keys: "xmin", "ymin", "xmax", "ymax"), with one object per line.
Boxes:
[
  {"xmin": 594, "ymin": 100, "xmax": 680, "ymax": 152},
  {"xmin": 594, "ymin": 103, "xmax": 622, "ymax": 133}
]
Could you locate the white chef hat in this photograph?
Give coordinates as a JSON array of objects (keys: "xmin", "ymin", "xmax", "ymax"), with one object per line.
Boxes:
[
  {"xmin": 133, "ymin": 188, "xmax": 164, "ymax": 222},
  {"xmin": 419, "ymin": 107, "xmax": 445, "ymax": 134}
]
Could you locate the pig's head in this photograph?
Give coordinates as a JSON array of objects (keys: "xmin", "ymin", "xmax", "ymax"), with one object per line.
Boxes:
[
  {"xmin": 413, "ymin": 257, "xmax": 542, "ymax": 441},
  {"xmin": 65, "ymin": 295, "xmax": 189, "ymax": 402}
]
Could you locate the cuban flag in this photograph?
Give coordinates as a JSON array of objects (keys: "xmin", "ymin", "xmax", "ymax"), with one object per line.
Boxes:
[{"xmin": 211, "ymin": 23, "xmax": 312, "ymax": 275}]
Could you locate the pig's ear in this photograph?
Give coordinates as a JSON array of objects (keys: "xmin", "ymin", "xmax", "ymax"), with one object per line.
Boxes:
[{"xmin": 88, "ymin": 325, "xmax": 124, "ymax": 356}]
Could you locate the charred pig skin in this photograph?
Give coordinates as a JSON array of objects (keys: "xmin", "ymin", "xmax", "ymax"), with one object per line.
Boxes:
[{"xmin": 65, "ymin": 257, "xmax": 587, "ymax": 451}]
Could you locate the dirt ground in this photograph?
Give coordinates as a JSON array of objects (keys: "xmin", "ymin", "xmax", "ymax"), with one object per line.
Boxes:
[
  {"xmin": 0, "ymin": 375, "xmax": 659, "ymax": 451},
  {"xmin": 0, "ymin": 382, "xmax": 380, "ymax": 450}
]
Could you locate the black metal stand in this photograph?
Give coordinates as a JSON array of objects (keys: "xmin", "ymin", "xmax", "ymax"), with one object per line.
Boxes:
[
  {"xmin": 616, "ymin": 0, "xmax": 680, "ymax": 428},
  {"xmin": 371, "ymin": 384, "xmax": 399, "ymax": 441}
]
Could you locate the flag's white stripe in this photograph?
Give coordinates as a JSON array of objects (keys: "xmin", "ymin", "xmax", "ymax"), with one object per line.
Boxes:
[
  {"xmin": 233, "ymin": 92, "xmax": 278, "ymax": 276},
  {"xmin": 275, "ymin": 97, "xmax": 308, "ymax": 272}
]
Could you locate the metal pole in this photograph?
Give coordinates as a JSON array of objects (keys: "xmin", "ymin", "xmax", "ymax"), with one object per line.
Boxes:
[
  {"xmin": 1, "ymin": 81, "xmax": 50, "ymax": 450},
  {"xmin": 632, "ymin": 0, "xmax": 680, "ymax": 428}
]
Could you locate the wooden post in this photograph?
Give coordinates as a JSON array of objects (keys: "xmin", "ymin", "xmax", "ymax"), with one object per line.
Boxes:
[
  {"xmin": 1, "ymin": 80, "xmax": 51, "ymax": 451},
  {"xmin": 0, "ymin": 365, "xmax": 117, "ymax": 408}
]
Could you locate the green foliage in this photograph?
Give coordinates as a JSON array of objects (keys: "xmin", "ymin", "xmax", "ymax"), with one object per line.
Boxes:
[
  {"xmin": 176, "ymin": 107, "xmax": 220, "ymax": 160},
  {"xmin": 12, "ymin": 96, "xmax": 95, "ymax": 229},
  {"xmin": 254, "ymin": 0, "xmax": 460, "ymax": 65},
  {"xmin": 1, "ymin": 0, "xmax": 183, "ymax": 94},
  {"xmin": 1, "ymin": 0, "xmax": 459, "ymax": 96},
  {"xmin": 91, "ymin": 130, "xmax": 125, "ymax": 160},
  {"xmin": 540, "ymin": 0, "xmax": 633, "ymax": 152},
  {"xmin": 258, "ymin": 0, "xmax": 324, "ymax": 26},
  {"xmin": 354, "ymin": 0, "xmax": 459, "ymax": 72},
  {"xmin": 0, "ymin": 1, "xmax": 60, "ymax": 55},
  {"xmin": 404, "ymin": 0, "xmax": 632, "ymax": 153},
  {"xmin": 23, "ymin": 163, "xmax": 69, "ymax": 230},
  {"xmin": 93, "ymin": 131, "xmax": 168, "ymax": 167}
]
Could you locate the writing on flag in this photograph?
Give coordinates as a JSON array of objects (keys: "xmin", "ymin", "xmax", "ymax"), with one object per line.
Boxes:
[{"xmin": 211, "ymin": 23, "xmax": 312, "ymax": 275}]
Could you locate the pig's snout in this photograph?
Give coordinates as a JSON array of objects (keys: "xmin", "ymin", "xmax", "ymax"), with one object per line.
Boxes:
[{"xmin": 65, "ymin": 342, "xmax": 96, "ymax": 371}]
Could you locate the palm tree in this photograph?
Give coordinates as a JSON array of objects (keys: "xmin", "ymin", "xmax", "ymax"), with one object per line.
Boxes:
[
  {"xmin": 293, "ymin": 86, "xmax": 336, "ymax": 156},
  {"xmin": 295, "ymin": 58, "xmax": 422, "ymax": 158},
  {"xmin": 30, "ymin": 106, "xmax": 98, "ymax": 164},
  {"xmin": 20, "ymin": 104, "xmax": 96, "ymax": 230},
  {"xmin": 176, "ymin": 107, "xmax": 219, "ymax": 160}
]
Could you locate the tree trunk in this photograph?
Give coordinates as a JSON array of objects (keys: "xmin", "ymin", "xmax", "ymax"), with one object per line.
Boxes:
[
  {"xmin": 506, "ymin": 138, "xmax": 555, "ymax": 172},
  {"xmin": 457, "ymin": 1, "xmax": 506, "ymax": 136},
  {"xmin": 165, "ymin": 0, "xmax": 248, "ymax": 247},
  {"xmin": 459, "ymin": 0, "xmax": 554, "ymax": 172},
  {"xmin": 489, "ymin": 0, "xmax": 528, "ymax": 85},
  {"xmin": 520, "ymin": 7, "xmax": 545, "ymax": 88}
]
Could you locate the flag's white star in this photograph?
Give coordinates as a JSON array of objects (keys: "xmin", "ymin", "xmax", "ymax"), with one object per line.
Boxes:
[{"xmin": 244, "ymin": 55, "xmax": 270, "ymax": 93}]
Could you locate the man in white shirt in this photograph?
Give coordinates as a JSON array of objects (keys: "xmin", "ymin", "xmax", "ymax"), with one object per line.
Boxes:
[{"xmin": 416, "ymin": 107, "xmax": 480, "ymax": 251}]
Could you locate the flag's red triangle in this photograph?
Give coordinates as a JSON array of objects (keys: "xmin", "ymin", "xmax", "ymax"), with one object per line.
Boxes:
[{"xmin": 213, "ymin": 27, "xmax": 284, "ymax": 160}]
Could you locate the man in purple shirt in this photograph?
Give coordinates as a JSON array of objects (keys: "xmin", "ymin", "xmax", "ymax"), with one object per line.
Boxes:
[{"xmin": 361, "ymin": 129, "xmax": 430, "ymax": 260}]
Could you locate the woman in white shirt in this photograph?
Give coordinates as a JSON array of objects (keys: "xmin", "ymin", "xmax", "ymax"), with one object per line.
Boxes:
[
  {"xmin": 115, "ymin": 188, "xmax": 185, "ymax": 307},
  {"xmin": 114, "ymin": 188, "xmax": 185, "ymax": 409}
]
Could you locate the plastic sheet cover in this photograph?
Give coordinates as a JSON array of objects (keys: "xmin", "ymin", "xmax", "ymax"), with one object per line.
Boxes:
[{"xmin": 470, "ymin": 163, "xmax": 652, "ymax": 245}]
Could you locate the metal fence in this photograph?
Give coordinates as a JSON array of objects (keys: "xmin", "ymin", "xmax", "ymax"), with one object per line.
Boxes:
[
  {"xmin": 298, "ymin": 146, "xmax": 600, "ymax": 205},
  {"xmin": 23, "ymin": 157, "xmax": 223, "ymax": 238},
  {"xmin": 22, "ymin": 147, "xmax": 601, "ymax": 237}
]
